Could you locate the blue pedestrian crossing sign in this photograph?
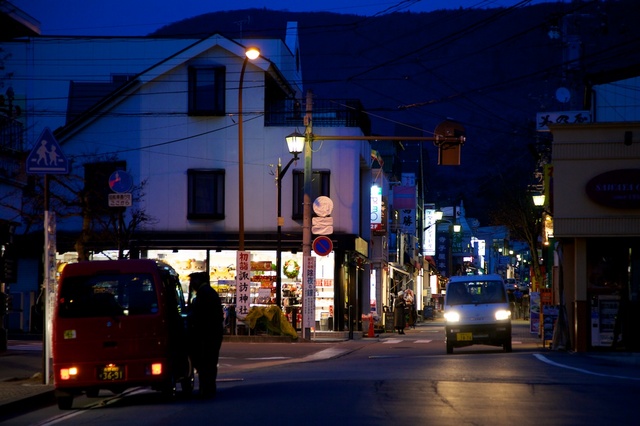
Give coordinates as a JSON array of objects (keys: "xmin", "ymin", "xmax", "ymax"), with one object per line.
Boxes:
[{"xmin": 26, "ymin": 128, "xmax": 69, "ymax": 174}]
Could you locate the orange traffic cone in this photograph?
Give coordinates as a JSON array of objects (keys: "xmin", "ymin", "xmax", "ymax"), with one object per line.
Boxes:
[{"xmin": 367, "ymin": 314, "xmax": 375, "ymax": 338}]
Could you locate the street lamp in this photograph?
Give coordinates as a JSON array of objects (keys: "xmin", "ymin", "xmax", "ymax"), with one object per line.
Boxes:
[
  {"xmin": 532, "ymin": 193, "xmax": 545, "ymax": 207},
  {"xmin": 275, "ymin": 133, "xmax": 304, "ymax": 307},
  {"xmin": 238, "ymin": 46, "xmax": 260, "ymax": 252}
]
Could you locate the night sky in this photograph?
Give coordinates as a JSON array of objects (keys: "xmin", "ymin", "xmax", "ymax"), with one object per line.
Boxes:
[{"xmin": 12, "ymin": 0, "xmax": 551, "ymax": 36}]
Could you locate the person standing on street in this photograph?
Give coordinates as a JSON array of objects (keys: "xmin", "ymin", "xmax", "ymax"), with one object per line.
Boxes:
[
  {"xmin": 394, "ymin": 291, "xmax": 407, "ymax": 334},
  {"xmin": 187, "ymin": 272, "xmax": 224, "ymax": 398}
]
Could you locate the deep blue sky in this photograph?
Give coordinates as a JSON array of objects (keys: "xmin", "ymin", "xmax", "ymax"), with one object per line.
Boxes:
[{"xmin": 13, "ymin": 0, "xmax": 552, "ymax": 36}]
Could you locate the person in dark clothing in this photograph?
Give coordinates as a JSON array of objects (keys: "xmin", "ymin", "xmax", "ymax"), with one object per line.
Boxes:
[
  {"xmin": 187, "ymin": 272, "xmax": 224, "ymax": 398},
  {"xmin": 394, "ymin": 291, "xmax": 407, "ymax": 334}
]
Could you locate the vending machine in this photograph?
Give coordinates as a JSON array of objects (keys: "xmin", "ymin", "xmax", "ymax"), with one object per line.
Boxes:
[{"xmin": 590, "ymin": 295, "xmax": 619, "ymax": 347}]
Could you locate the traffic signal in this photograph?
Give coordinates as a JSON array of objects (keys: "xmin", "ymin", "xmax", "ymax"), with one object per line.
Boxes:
[{"xmin": 435, "ymin": 120, "xmax": 465, "ymax": 166}]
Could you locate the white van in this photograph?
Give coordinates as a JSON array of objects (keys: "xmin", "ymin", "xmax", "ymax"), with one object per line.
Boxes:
[{"xmin": 444, "ymin": 274, "xmax": 512, "ymax": 354}]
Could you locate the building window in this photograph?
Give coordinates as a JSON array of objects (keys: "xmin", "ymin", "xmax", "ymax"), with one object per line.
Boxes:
[
  {"xmin": 292, "ymin": 170, "xmax": 330, "ymax": 219},
  {"xmin": 187, "ymin": 169, "xmax": 225, "ymax": 219},
  {"xmin": 188, "ymin": 66, "xmax": 226, "ymax": 116}
]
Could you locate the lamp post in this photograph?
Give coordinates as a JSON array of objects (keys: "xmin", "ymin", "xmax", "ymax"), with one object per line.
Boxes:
[
  {"xmin": 237, "ymin": 47, "xmax": 260, "ymax": 252},
  {"xmin": 275, "ymin": 134, "xmax": 304, "ymax": 308}
]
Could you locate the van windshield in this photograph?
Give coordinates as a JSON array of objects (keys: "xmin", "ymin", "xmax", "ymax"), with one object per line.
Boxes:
[
  {"xmin": 447, "ymin": 280, "xmax": 506, "ymax": 305},
  {"xmin": 58, "ymin": 273, "xmax": 159, "ymax": 318}
]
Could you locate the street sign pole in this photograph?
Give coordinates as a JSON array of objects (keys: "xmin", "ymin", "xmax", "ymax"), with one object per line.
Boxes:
[{"xmin": 27, "ymin": 128, "xmax": 69, "ymax": 385}]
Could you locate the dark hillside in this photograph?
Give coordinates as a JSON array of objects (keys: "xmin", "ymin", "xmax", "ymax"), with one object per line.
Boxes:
[{"xmin": 152, "ymin": 1, "xmax": 640, "ymax": 223}]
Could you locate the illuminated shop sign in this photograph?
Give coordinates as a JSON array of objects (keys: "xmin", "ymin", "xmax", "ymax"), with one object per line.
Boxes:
[
  {"xmin": 585, "ymin": 169, "xmax": 640, "ymax": 209},
  {"xmin": 371, "ymin": 185, "xmax": 382, "ymax": 231}
]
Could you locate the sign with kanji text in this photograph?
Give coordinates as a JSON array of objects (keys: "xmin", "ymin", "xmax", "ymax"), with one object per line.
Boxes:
[
  {"xmin": 302, "ymin": 255, "xmax": 316, "ymax": 329},
  {"xmin": 235, "ymin": 251, "xmax": 252, "ymax": 318},
  {"xmin": 108, "ymin": 193, "xmax": 132, "ymax": 207}
]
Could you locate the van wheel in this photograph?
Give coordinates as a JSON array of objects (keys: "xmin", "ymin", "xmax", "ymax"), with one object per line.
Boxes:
[
  {"xmin": 504, "ymin": 339, "xmax": 512, "ymax": 353},
  {"xmin": 446, "ymin": 341, "xmax": 454, "ymax": 354},
  {"xmin": 57, "ymin": 396, "xmax": 74, "ymax": 410}
]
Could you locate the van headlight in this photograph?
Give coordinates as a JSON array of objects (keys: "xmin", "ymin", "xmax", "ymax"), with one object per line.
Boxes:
[
  {"xmin": 495, "ymin": 309, "xmax": 511, "ymax": 320},
  {"xmin": 444, "ymin": 311, "xmax": 460, "ymax": 322}
]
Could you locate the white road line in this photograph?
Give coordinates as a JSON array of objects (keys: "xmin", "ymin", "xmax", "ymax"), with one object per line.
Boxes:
[
  {"xmin": 246, "ymin": 357, "xmax": 292, "ymax": 360},
  {"xmin": 303, "ymin": 347, "xmax": 350, "ymax": 361},
  {"xmin": 533, "ymin": 353, "xmax": 640, "ymax": 380}
]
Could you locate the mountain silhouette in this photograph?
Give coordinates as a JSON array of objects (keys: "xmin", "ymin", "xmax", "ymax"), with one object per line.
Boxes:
[{"xmin": 152, "ymin": 0, "xmax": 640, "ymax": 224}]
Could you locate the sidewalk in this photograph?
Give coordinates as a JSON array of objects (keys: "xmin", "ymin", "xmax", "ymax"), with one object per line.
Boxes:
[{"xmin": 0, "ymin": 339, "xmax": 55, "ymax": 415}]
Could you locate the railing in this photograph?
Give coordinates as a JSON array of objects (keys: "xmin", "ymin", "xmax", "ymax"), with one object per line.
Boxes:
[{"xmin": 265, "ymin": 98, "xmax": 371, "ymax": 134}]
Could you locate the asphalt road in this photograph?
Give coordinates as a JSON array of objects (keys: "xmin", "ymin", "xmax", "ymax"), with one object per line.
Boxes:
[{"xmin": 3, "ymin": 321, "xmax": 640, "ymax": 425}]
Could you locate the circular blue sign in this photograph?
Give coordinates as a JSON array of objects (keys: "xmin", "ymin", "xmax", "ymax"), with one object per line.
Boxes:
[
  {"xmin": 109, "ymin": 170, "xmax": 133, "ymax": 193},
  {"xmin": 313, "ymin": 236, "xmax": 333, "ymax": 256}
]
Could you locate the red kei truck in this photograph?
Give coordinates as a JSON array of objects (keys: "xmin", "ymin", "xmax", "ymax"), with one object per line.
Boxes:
[{"xmin": 53, "ymin": 259, "xmax": 193, "ymax": 409}]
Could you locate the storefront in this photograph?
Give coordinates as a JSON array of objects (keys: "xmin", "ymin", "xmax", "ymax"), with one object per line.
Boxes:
[
  {"xmin": 551, "ymin": 122, "xmax": 640, "ymax": 352},
  {"xmin": 56, "ymin": 248, "xmax": 338, "ymax": 332}
]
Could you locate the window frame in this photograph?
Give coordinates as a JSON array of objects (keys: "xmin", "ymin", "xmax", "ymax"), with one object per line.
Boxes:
[
  {"xmin": 187, "ymin": 169, "xmax": 225, "ymax": 220},
  {"xmin": 291, "ymin": 169, "xmax": 330, "ymax": 219},
  {"xmin": 188, "ymin": 66, "xmax": 226, "ymax": 116}
]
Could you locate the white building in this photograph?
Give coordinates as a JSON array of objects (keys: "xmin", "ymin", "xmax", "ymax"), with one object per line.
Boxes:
[{"xmin": 2, "ymin": 22, "xmax": 376, "ymax": 334}]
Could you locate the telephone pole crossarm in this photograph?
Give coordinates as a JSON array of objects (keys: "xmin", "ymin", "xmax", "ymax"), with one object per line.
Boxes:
[{"xmin": 309, "ymin": 135, "xmax": 466, "ymax": 146}]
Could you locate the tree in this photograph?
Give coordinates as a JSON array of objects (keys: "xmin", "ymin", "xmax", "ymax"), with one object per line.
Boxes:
[
  {"xmin": 489, "ymin": 175, "xmax": 545, "ymax": 291},
  {"xmin": 7, "ymin": 153, "xmax": 154, "ymax": 261}
]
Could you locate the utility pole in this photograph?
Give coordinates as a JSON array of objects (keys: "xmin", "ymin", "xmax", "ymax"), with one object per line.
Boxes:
[{"xmin": 302, "ymin": 90, "xmax": 314, "ymax": 340}]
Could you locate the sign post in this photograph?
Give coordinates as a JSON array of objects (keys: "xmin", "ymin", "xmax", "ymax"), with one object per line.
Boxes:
[{"xmin": 27, "ymin": 128, "xmax": 69, "ymax": 385}]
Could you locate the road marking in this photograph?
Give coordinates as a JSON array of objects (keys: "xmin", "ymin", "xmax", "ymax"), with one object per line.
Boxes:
[
  {"xmin": 303, "ymin": 347, "xmax": 350, "ymax": 361},
  {"xmin": 533, "ymin": 353, "xmax": 640, "ymax": 381},
  {"xmin": 246, "ymin": 357, "xmax": 292, "ymax": 360}
]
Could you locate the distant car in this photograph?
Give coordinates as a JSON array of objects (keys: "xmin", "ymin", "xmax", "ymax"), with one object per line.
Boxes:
[
  {"xmin": 504, "ymin": 278, "xmax": 518, "ymax": 291},
  {"xmin": 518, "ymin": 282, "xmax": 530, "ymax": 293}
]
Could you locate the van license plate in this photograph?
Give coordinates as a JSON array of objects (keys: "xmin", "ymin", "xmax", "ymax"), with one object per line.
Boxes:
[
  {"xmin": 456, "ymin": 332, "xmax": 473, "ymax": 341},
  {"xmin": 98, "ymin": 365, "xmax": 124, "ymax": 381}
]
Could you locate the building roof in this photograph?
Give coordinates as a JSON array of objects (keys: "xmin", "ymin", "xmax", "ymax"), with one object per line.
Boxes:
[{"xmin": 0, "ymin": 1, "xmax": 40, "ymax": 40}]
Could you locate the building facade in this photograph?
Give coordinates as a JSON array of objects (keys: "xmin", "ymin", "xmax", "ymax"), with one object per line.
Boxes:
[
  {"xmin": 2, "ymin": 24, "xmax": 376, "ymax": 335},
  {"xmin": 549, "ymin": 72, "xmax": 640, "ymax": 352}
]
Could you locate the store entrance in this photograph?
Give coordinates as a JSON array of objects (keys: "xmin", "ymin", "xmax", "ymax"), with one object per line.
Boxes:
[{"xmin": 586, "ymin": 238, "xmax": 640, "ymax": 350}]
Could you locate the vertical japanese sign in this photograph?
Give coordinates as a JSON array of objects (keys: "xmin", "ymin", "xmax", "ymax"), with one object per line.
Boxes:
[
  {"xmin": 370, "ymin": 185, "xmax": 382, "ymax": 231},
  {"xmin": 393, "ymin": 182, "xmax": 416, "ymax": 235},
  {"xmin": 302, "ymin": 255, "xmax": 316, "ymax": 329},
  {"xmin": 424, "ymin": 208, "xmax": 436, "ymax": 256},
  {"xmin": 235, "ymin": 251, "xmax": 252, "ymax": 318},
  {"xmin": 436, "ymin": 229, "xmax": 450, "ymax": 277}
]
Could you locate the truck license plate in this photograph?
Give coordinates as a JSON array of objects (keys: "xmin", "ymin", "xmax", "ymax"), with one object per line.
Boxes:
[{"xmin": 98, "ymin": 364, "xmax": 124, "ymax": 381}]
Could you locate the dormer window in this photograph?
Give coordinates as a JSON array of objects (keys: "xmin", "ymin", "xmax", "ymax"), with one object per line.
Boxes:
[{"xmin": 188, "ymin": 66, "xmax": 226, "ymax": 116}]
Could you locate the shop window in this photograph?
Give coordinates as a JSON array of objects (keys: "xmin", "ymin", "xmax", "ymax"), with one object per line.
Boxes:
[
  {"xmin": 187, "ymin": 169, "xmax": 225, "ymax": 219},
  {"xmin": 188, "ymin": 66, "xmax": 226, "ymax": 116},
  {"xmin": 292, "ymin": 170, "xmax": 330, "ymax": 219}
]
